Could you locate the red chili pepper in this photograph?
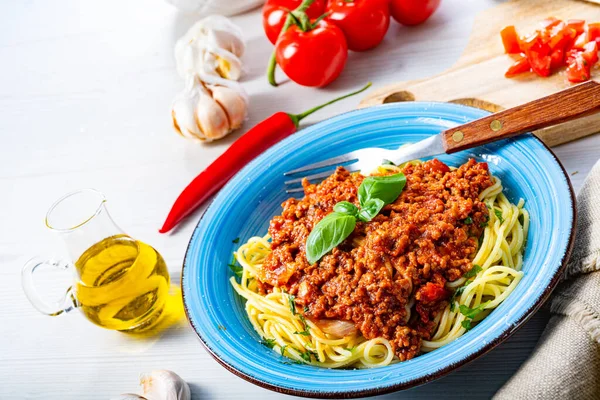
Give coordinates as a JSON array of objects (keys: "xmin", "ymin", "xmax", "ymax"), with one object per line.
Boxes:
[{"xmin": 159, "ymin": 83, "xmax": 372, "ymax": 233}]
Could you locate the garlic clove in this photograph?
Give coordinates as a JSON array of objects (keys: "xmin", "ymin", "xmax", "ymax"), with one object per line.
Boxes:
[
  {"xmin": 172, "ymin": 77, "xmax": 248, "ymax": 142},
  {"xmin": 171, "ymin": 80, "xmax": 205, "ymax": 140},
  {"xmin": 194, "ymin": 85, "xmax": 231, "ymax": 140},
  {"xmin": 210, "ymin": 85, "xmax": 247, "ymax": 130},
  {"xmin": 140, "ymin": 370, "xmax": 191, "ymax": 400}
]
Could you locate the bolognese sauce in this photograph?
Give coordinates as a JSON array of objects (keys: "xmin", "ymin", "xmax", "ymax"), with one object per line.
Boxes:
[{"xmin": 258, "ymin": 158, "xmax": 493, "ymax": 360}]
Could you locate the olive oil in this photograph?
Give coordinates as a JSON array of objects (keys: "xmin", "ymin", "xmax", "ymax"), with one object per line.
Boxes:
[{"xmin": 74, "ymin": 235, "xmax": 170, "ymax": 332}]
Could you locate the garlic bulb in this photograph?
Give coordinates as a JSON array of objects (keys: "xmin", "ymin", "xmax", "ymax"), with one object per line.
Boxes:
[
  {"xmin": 175, "ymin": 15, "xmax": 245, "ymax": 82},
  {"xmin": 139, "ymin": 370, "xmax": 191, "ymax": 400},
  {"xmin": 113, "ymin": 370, "xmax": 191, "ymax": 400},
  {"xmin": 172, "ymin": 77, "xmax": 248, "ymax": 141},
  {"xmin": 166, "ymin": 0, "xmax": 264, "ymax": 16}
]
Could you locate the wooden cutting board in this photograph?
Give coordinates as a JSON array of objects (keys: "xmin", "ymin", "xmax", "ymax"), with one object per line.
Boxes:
[{"xmin": 360, "ymin": 0, "xmax": 600, "ymax": 147}]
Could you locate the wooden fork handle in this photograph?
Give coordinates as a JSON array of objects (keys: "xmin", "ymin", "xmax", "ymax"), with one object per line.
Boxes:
[{"xmin": 442, "ymin": 80, "xmax": 600, "ymax": 153}]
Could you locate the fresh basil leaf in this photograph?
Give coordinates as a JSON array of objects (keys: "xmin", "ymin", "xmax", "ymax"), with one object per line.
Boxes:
[
  {"xmin": 463, "ymin": 264, "xmax": 482, "ymax": 279},
  {"xmin": 357, "ymin": 198, "xmax": 385, "ymax": 222},
  {"xmin": 464, "ymin": 216, "xmax": 473, "ymax": 225},
  {"xmin": 494, "ymin": 209, "xmax": 504, "ymax": 223},
  {"xmin": 306, "ymin": 212, "xmax": 356, "ymax": 264},
  {"xmin": 333, "ymin": 201, "xmax": 359, "ymax": 217},
  {"xmin": 459, "ymin": 301, "xmax": 490, "ymax": 319},
  {"xmin": 358, "ymin": 173, "xmax": 406, "ymax": 207},
  {"xmin": 262, "ymin": 338, "xmax": 276, "ymax": 349}
]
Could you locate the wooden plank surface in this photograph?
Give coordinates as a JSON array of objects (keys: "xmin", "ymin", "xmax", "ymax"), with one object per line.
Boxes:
[
  {"xmin": 360, "ymin": 0, "xmax": 600, "ymax": 147},
  {"xmin": 0, "ymin": 1, "xmax": 598, "ymax": 399}
]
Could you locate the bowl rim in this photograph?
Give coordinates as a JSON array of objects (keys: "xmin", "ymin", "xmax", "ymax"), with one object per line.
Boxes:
[{"xmin": 181, "ymin": 102, "xmax": 577, "ymax": 398}]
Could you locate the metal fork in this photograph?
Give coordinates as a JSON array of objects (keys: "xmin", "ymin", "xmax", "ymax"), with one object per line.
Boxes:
[{"xmin": 284, "ymin": 80, "xmax": 600, "ymax": 193}]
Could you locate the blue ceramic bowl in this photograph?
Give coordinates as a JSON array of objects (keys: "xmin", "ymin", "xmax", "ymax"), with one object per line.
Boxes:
[{"xmin": 182, "ymin": 103, "xmax": 576, "ymax": 398}]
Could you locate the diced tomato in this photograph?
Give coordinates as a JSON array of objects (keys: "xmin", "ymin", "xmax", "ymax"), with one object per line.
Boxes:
[
  {"xmin": 566, "ymin": 53, "xmax": 591, "ymax": 83},
  {"xmin": 547, "ymin": 26, "xmax": 565, "ymax": 50},
  {"xmin": 417, "ymin": 282, "xmax": 448, "ymax": 304},
  {"xmin": 424, "ymin": 158, "xmax": 450, "ymax": 174},
  {"xmin": 573, "ymin": 32, "xmax": 589, "ymax": 49},
  {"xmin": 582, "ymin": 41, "xmax": 599, "ymax": 64},
  {"xmin": 502, "ymin": 18, "xmax": 599, "ymax": 83},
  {"xmin": 500, "ymin": 26, "xmax": 521, "ymax": 54},
  {"xmin": 505, "ymin": 55, "xmax": 531, "ymax": 77},
  {"xmin": 520, "ymin": 32, "xmax": 541, "ymax": 52},
  {"xmin": 589, "ymin": 22, "xmax": 600, "ymax": 45},
  {"xmin": 550, "ymin": 48, "xmax": 564, "ymax": 70},
  {"xmin": 567, "ymin": 19, "xmax": 586, "ymax": 35},
  {"xmin": 540, "ymin": 17, "xmax": 561, "ymax": 30}
]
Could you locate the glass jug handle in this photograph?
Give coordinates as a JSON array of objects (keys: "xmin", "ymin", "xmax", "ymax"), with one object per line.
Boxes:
[{"xmin": 22, "ymin": 257, "xmax": 77, "ymax": 316}]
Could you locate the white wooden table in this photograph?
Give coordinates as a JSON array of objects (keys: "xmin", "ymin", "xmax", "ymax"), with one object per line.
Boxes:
[{"xmin": 1, "ymin": 1, "xmax": 599, "ymax": 398}]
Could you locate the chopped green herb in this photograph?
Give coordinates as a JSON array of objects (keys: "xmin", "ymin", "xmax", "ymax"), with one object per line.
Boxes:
[
  {"xmin": 288, "ymin": 294, "xmax": 297, "ymax": 315},
  {"xmin": 463, "ymin": 265, "xmax": 482, "ymax": 279},
  {"xmin": 280, "ymin": 345, "xmax": 288, "ymax": 356},
  {"xmin": 228, "ymin": 263, "xmax": 243, "ymax": 278},
  {"xmin": 381, "ymin": 159, "xmax": 396, "ymax": 166},
  {"xmin": 459, "ymin": 301, "xmax": 490, "ymax": 319},
  {"xmin": 486, "ymin": 203, "xmax": 492, "ymax": 209},
  {"xmin": 303, "ymin": 306, "xmax": 309, "ymax": 314},
  {"xmin": 217, "ymin": 325, "xmax": 226, "ymax": 331},
  {"xmin": 295, "ymin": 314, "xmax": 310, "ymax": 336},
  {"xmin": 232, "ymin": 237, "xmax": 240, "ymax": 244},
  {"xmin": 262, "ymin": 338, "xmax": 276, "ymax": 349},
  {"xmin": 461, "ymin": 319, "xmax": 472, "ymax": 330},
  {"xmin": 294, "ymin": 330, "xmax": 311, "ymax": 336},
  {"xmin": 300, "ymin": 350, "xmax": 317, "ymax": 363},
  {"xmin": 518, "ymin": 214, "xmax": 524, "ymax": 225},
  {"xmin": 464, "ymin": 216, "xmax": 473, "ymax": 225},
  {"xmin": 449, "ymin": 285, "xmax": 468, "ymax": 312},
  {"xmin": 494, "ymin": 209, "xmax": 504, "ymax": 223},
  {"xmin": 480, "ymin": 215, "xmax": 489, "ymax": 228}
]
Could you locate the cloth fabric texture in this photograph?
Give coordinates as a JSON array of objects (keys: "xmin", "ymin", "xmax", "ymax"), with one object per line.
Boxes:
[{"xmin": 494, "ymin": 159, "xmax": 600, "ymax": 400}]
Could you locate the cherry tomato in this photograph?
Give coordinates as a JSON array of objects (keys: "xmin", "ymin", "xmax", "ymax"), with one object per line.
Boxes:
[
  {"xmin": 500, "ymin": 26, "xmax": 520, "ymax": 54},
  {"xmin": 275, "ymin": 20, "xmax": 348, "ymax": 87},
  {"xmin": 262, "ymin": 0, "xmax": 327, "ymax": 45},
  {"xmin": 390, "ymin": 0, "xmax": 441, "ymax": 26},
  {"xmin": 325, "ymin": 0, "xmax": 390, "ymax": 51},
  {"xmin": 505, "ymin": 55, "xmax": 531, "ymax": 77}
]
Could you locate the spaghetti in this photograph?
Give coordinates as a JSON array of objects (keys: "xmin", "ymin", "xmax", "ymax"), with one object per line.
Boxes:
[{"xmin": 230, "ymin": 161, "xmax": 528, "ymax": 368}]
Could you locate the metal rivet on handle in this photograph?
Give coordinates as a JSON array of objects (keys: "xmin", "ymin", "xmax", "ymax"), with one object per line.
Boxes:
[
  {"xmin": 490, "ymin": 119, "xmax": 502, "ymax": 131},
  {"xmin": 452, "ymin": 131, "xmax": 464, "ymax": 143}
]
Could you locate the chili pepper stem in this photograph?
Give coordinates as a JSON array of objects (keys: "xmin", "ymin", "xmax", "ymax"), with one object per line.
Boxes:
[
  {"xmin": 267, "ymin": 0, "xmax": 316, "ymax": 87},
  {"xmin": 288, "ymin": 82, "xmax": 372, "ymax": 127}
]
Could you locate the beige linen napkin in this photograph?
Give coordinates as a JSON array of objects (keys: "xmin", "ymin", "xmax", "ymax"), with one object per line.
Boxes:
[{"xmin": 494, "ymin": 159, "xmax": 600, "ymax": 400}]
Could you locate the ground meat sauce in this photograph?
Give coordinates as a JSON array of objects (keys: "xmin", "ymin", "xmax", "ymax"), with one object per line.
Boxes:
[{"xmin": 259, "ymin": 159, "xmax": 493, "ymax": 360}]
